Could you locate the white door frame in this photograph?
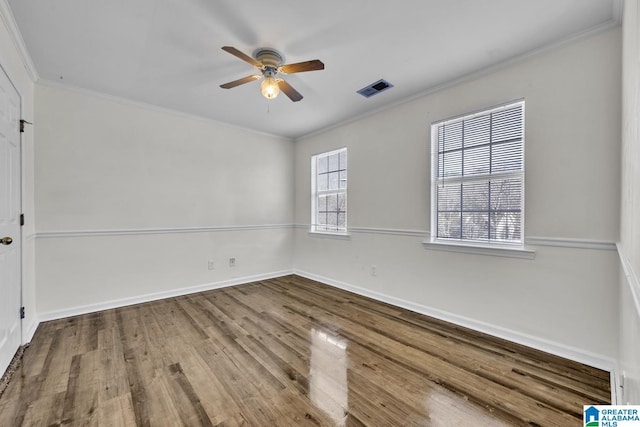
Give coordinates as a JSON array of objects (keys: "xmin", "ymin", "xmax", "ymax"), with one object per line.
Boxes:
[{"xmin": 0, "ymin": 60, "xmax": 23, "ymax": 375}]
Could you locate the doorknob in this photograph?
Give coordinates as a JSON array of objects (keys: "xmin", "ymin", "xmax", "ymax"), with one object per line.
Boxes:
[{"xmin": 0, "ymin": 237, "xmax": 13, "ymax": 245}]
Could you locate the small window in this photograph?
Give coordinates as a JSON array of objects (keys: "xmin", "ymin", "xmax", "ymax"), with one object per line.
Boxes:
[
  {"xmin": 311, "ymin": 148, "xmax": 347, "ymax": 233},
  {"xmin": 430, "ymin": 101, "xmax": 524, "ymax": 246}
]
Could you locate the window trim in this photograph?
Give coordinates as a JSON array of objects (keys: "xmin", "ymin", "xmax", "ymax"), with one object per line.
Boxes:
[
  {"xmin": 311, "ymin": 147, "xmax": 348, "ymax": 234},
  {"xmin": 422, "ymin": 239, "xmax": 535, "ymax": 259},
  {"xmin": 430, "ymin": 100, "xmax": 525, "ymax": 249}
]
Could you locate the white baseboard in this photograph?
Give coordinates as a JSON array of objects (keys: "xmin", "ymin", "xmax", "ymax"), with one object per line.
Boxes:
[
  {"xmin": 22, "ymin": 317, "xmax": 39, "ymax": 344},
  {"xmin": 294, "ymin": 270, "xmax": 616, "ymax": 372},
  {"xmin": 37, "ymin": 270, "xmax": 294, "ymax": 322}
]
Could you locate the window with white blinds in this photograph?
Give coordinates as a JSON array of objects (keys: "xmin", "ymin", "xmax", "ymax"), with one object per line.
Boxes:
[
  {"xmin": 311, "ymin": 148, "xmax": 347, "ymax": 233},
  {"xmin": 431, "ymin": 101, "xmax": 524, "ymax": 246}
]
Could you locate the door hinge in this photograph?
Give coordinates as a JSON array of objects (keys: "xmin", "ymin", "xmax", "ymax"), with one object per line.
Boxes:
[
  {"xmin": 20, "ymin": 307, "xmax": 25, "ymax": 319},
  {"xmin": 20, "ymin": 213, "xmax": 24, "ymax": 226},
  {"xmin": 19, "ymin": 119, "xmax": 32, "ymax": 133}
]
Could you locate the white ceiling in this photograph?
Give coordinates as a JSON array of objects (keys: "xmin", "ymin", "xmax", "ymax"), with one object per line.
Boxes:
[{"xmin": 7, "ymin": 0, "xmax": 620, "ymax": 139}]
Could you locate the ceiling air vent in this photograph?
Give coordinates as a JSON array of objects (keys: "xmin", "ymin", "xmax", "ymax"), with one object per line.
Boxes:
[{"xmin": 357, "ymin": 79, "xmax": 394, "ymax": 98}]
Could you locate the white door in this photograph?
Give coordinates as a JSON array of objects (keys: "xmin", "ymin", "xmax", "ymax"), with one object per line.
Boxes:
[{"xmin": 0, "ymin": 64, "xmax": 21, "ymax": 377}]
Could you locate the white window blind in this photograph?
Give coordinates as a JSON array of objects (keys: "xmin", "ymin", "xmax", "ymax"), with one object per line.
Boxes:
[
  {"xmin": 312, "ymin": 148, "xmax": 347, "ymax": 233},
  {"xmin": 431, "ymin": 101, "xmax": 524, "ymax": 245}
]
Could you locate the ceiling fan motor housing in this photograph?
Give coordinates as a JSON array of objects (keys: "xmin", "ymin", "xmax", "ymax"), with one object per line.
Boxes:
[{"xmin": 254, "ymin": 48, "xmax": 283, "ymax": 68}]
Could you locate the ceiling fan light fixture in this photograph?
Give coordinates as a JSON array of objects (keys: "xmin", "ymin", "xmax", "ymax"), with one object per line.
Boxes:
[
  {"xmin": 261, "ymin": 76, "xmax": 280, "ymax": 99},
  {"xmin": 220, "ymin": 46, "xmax": 323, "ymax": 102},
  {"xmin": 261, "ymin": 69, "xmax": 280, "ymax": 100}
]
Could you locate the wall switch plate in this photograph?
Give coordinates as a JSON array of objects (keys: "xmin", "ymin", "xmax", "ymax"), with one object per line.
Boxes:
[
  {"xmin": 229, "ymin": 257, "xmax": 236, "ymax": 267},
  {"xmin": 208, "ymin": 260, "xmax": 215, "ymax": 270}
]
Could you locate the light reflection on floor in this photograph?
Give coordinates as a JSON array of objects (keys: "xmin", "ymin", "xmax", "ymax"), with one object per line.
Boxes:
[
  {"xmin": 424, "ymin": 386, "xmax": 513, "ymax": 426},
  {"xmin": 310, "ymin": 329, "xmax": 349, "ymax": 426}
]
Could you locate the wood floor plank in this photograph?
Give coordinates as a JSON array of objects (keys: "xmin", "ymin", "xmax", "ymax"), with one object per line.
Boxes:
[
  {"xmin": 240, "ymin": 299, "xmax": 517, "ymax": 424},
  {"xmin": 281, "ymin": 291, "xmax": 581, "ymax": 425},
  {"xmin": 265, "ymin": 278, "xmax": 607, "ymax": 414},
  {"xmin": 280, "ymin": 275, "xmax": 612, "ymax": 397},
  {"xmin": 0, "ymin": 275, "xmax": 610, "ymax": 426}
]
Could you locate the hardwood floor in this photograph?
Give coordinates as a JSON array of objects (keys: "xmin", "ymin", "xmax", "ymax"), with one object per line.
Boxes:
[{"xmin": 0, "ymin": 275, "xmax": 610, "ymax": 426}]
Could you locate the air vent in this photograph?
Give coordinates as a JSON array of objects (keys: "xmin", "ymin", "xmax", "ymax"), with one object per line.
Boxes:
[{"xmin": 357, "ymin": 79, "xmax": 394, "ymax": 98}]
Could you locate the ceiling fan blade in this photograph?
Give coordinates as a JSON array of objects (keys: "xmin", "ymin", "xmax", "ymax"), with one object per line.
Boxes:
[
  {"xmin": 220, "ymin": 74, "xmax": 261, "ymax": 89},
  {"xmin": 279, "ymin": 59, "xmax": 324, "ymax": 74},
  {"xmin": 221, "ymin": 46, "xmax": 263, "ymax": 68},
  {"xmin": 278, "ymin": 79, "xmax": 303, "ymax": 102}
]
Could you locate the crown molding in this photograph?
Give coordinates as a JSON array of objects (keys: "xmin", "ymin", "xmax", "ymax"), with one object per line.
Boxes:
[
  {"xmin": 0, "ymin": 0, "xmax": 38, "ymax": 82},
  {"xmin": 298, "ymin": 15, "xmax": 622, "ymax": 141}
]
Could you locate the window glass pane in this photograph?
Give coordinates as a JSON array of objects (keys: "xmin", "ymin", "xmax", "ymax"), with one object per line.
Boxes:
[
  {"xmin": 432, "ymin": 101, "xmax": 523, "ymax": 245},
  {"xmin": 317, "ymin": 212, "xmax": 327, "ymax": 227},
  {"xmin": 328, "ymin": 171, "xmax": 340, "ymax": 190},
  {"xmin": 490, "ymin": 178, "xmax": 522, "ymax": 211},
  {"xmin": 463, "ymin": 115, "xmax": 490, "ymax": 147},
  {"xmin": 462, "ymin": 181, "xmax": 489, "ymax": 212},
  {"xmin": 317, "ymin": 173, "xmax": 328, "ymax": 191},
  {"xmin": 492, "ymin": 107, "xmax": 523, "ymax": 143},
  {"xmin": 437, "ymin": 182, "xmax": 461, "ymax": 211},
  {"xmin": 328, "ymin": 152, "xmax": 339, "ymax": 171},
  {"xmin": 312, "ymin": 148, "xmax": 347, "ymax": 233},
  {"xmin": 317, "ymin": 194, "xmax": 328, "ymax": 212},
  {"xmin": 462, "ymin": 212, "xmax": 488, "ymax": 240},
  {"xmin": 464, "ymin": 145, "xmax": 490, "ymax": 176},
  {"xmin": 318, "ymin": 155, "xmax": 328, "ymax": 174},
  {"xmin": 438, "ymin": 212, "xmax": 461, "ymax": 239},
  {"xmin": 491, "ymin": 140, "xmax": 523, "ymax": 173},
  {"xmin": 490, "ymin": 212, "xmax": 521, "ymax": 241},
  {"xmin": 326, "ymin": 193, "xmax": 337, "ymax": 212},
  {"xmin": 441, "ymin": 150, "xmax": 462, "ymax": 178},
  {"xmin": 442, "ymin": 121, "xmax": 462, "ymax": 152},
  {"xmin": 337, "ymin": 213, "xmax": 346, "ymax": 228},
  {"xmin": 327, "ymin": 213, "xmax": 338, "ymax": 229}
]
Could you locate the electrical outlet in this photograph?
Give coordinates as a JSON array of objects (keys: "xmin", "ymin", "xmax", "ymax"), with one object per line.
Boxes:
[
  {"xmin": 371, "ymin": 265, "xmax": 377, "ymax": 276},
  {"xmin": 208, "ymin": 260, "xmax": 215, "ymax": 270},
  {"xmin": 229, "ymin": 257, "xmax": 236, "ymax": 267}
]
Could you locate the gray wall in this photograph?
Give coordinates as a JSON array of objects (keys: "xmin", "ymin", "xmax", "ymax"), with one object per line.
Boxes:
[
  {"xmin": 294, "ymin": 28, "xmax": 622, "ymax": 367},
  {"xmin": 33, "ymin": 83, "xmax": 294, "ymax": 317}
]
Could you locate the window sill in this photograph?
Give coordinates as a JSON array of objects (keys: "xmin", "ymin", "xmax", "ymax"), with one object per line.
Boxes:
[
  {"xmin": 422, "ymin": 240, "xmax": 535, "ymax": 259},
  {"xmin": 308, "ymin": 230, "xmax": 351, "ymax": 240}
]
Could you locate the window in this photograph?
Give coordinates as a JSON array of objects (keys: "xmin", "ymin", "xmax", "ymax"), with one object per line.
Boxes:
[
  {"xmin": 311, "ymin": 148, "xmax": 347, "ymax": 233},
  {"xmin": 431, "ymin": 101, "xmax": 524, "ymax": 246}
]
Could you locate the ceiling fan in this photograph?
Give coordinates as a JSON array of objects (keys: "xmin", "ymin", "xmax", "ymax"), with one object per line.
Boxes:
[{"xmin": 219, "ymin": 46, "xmax": 324, "ymax": 102}]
